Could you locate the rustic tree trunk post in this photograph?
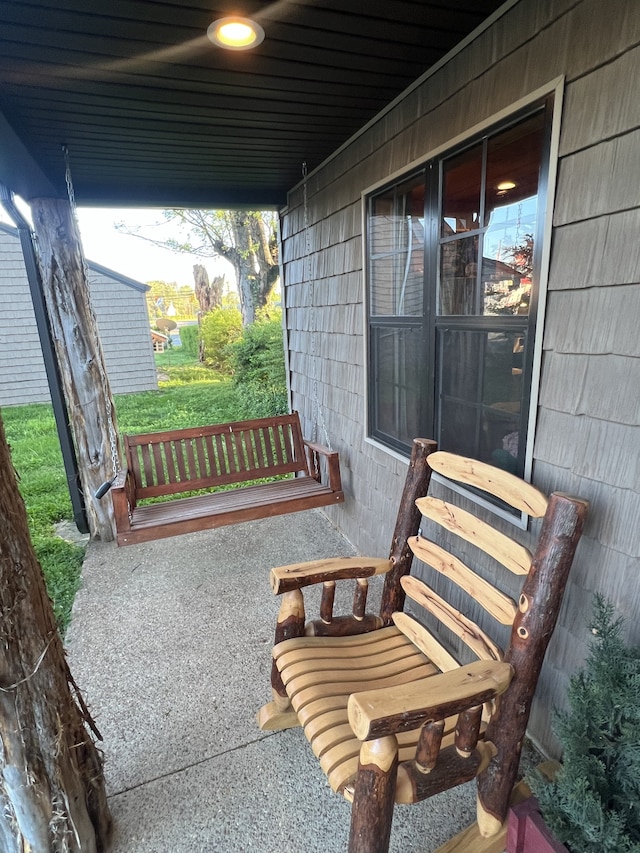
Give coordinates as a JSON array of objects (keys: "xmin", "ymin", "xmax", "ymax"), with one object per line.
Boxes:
[
  {"xmin": 30, "ymin": 196, "xmax": 121, "ymax": 541},
  {"xmin": 348, "ymin": 736, "xmax": 398, "ymax": 853},
  {"xmin": 476, "ymin": 492, "xmax": 589, "ymax": 835},
  {"xmin": 0, "ymin": 412, "xmax": 111, "ymax": 852},
  {"xmin": 379, "ymin": 438, "xmax": 438, "ymax": 624},
  {"xmin": 256, "ymin": 589, "xmax": 305, "ymax": 731}
]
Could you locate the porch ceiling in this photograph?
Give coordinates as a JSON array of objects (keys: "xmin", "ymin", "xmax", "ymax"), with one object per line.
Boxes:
[{"xmin": 0, "ymin": 0, "xmax": 506, "ymax": 209}]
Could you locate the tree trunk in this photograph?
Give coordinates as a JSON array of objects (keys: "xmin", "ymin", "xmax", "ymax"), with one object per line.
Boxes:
[
  {"xmin": 232, "ymin": 228, "xmax": 257, "ymax": 327},
  {"xmin": 229, "ymin": 211, "xmax": 279, "ymax": 326},
  {"xmin": 193, "ymin": 263, "xmax": 224, "ymax": 314},
  {"xmin": 250, "ymin": 214, "xmax": 279, "ymax": 312},
  {"xmin": 31, "ymin": 197, "xmax": 120, "ymax": 541},
  {"xmin": 0, "ymin": 413, "xmax": 112, "ymax": 852}
]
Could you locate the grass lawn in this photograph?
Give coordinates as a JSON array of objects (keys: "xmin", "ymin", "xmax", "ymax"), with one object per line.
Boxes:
[{"xmin": 2, "ymin": 353, "xmax": 238, "ymax": 634}]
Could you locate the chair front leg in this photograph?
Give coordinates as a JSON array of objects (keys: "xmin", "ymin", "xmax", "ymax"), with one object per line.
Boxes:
[
  {"xmin": 257, "ymin": 590, "xmax": 305, "ymax": 731},
  {"xmin": 348, "ymin": 735, "xmax": 398, "ymax": 853}
]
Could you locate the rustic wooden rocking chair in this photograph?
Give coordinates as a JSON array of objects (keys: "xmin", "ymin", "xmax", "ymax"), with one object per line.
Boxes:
[{"xmin": 257, "ymin": 438, "xmax": 588, "ymax": 853}]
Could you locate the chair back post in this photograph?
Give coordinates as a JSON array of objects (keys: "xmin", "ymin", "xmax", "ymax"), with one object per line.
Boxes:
[
  {"xmin": 379, "ymin": 438, "xmax": 438, "ymax": 625},
  {"xmin": 476, "ymin": 491, "xmax": 589, "ymax": 832}
]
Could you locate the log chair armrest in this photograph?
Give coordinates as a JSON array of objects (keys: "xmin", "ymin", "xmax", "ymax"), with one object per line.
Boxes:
[
  {"xmin": 347, "ymin": 660, "xmax": 514, "ymax": 741},
  {"xmin": 270, "ymin": 556, "xmax": 393, "ymax": 595},
  {"xmin": 303, "ymin": 439, "xmax": 342, "ymax": 491}
]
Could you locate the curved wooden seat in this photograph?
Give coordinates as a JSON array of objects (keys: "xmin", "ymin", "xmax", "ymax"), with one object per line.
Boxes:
[{"xmin": 275, "ymin": 626, "xmax": 443, "ymax": 794}]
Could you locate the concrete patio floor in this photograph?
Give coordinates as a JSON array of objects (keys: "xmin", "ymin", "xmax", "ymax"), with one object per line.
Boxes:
[{"xmin": 67, "ymin": 510, "xmax": 481, "ymax": 853}]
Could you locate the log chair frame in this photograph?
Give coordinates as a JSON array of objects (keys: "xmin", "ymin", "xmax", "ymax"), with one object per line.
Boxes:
[{"xmin": 257, "ymin": 438, "xmax": 588, "ymax": 853}]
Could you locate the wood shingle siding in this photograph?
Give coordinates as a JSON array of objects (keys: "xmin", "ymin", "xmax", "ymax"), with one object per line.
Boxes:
[
  {"xmin": 281, "ymin": 0, "xmax": 640, "ymax": 755},
  {"xmin": 0, "ymin": 225, "xmax": 157, "ymax": 406}
]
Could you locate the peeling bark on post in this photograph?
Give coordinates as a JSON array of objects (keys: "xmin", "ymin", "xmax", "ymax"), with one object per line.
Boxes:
[
  {"xmin": 0, "ymin": 413, "xmax": 111, "ymax": 852},
  {"xmin": 31, "ymin": 196, "xmax": 121, "ymax": 541},
  {"xmin": 476, "ymin": 493, "xmax": 589, "ymax": 832},
  {"xmin": 379, "ymin": 438, "xmax": 438, "ymax": 624},
  {"xmin": 348, "ymin": 736, "xmax": 398, "ymax": 853}
]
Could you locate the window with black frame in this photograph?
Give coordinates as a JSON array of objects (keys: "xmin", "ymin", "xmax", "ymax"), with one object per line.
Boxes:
[{"xmin": 366, "ymin": 100, "xmax": 553, "ymax": 496}]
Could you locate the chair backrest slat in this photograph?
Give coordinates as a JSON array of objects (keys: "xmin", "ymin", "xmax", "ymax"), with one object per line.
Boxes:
[
  {"xmin": 415, "ymin": 497, "xmax": 532, "ymax": 576},
  {"xmin": 409, "ymin": 535, "xmax": 517, "ymax": 625},
  {"xmin": 427, "ymin": 451, "xmax": 548, "ymax": 517},
  {"xmin": 392, "ymin": 612, "xmax": 460, "ymax": 672},
  {"xmin": 401, "ymin": 575, "xmax": 504, "ymax": 662}
]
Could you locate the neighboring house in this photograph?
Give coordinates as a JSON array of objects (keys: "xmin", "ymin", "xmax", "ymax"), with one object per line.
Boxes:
[
  {"xmin": 0, "ymin": 223, "xmax": 157, "ymax": 405},
  {"xmin": 282, "ymin": 0, "xmax": 640, "ymax": 755}
]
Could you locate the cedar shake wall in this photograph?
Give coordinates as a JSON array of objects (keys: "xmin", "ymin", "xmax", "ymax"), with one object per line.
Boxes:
[
  {"xmin": 281, "ymin": 0, "xmax": 640, "ymax": 755},
  {"xmin": 0, "ymin": 226, "xmax": 158, "ymax": 405}
]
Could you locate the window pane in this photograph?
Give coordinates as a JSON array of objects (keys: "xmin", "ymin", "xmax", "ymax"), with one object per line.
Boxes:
[
  {"xmin": 371, "ymin": 325, "xmax": 422, "ymax": 446},
  {"xmin": 439, "ymin": 400, "xmax": 479, "ymax": 457},
  {"xmin": 369, "ymin": 176, "xmax": 424, "ymax": 317},
  {"xmin": 439, "ymin": 235, "xmax": 479, "ymax": 315},
  {"xmin": 480, "ymin": 410, "xmax": 521, "ymax": 474},
  {"xmin": 437, "ymin": 328, "xmax": 527, "ymax": 475},
  {"xmin": 482, "ymin": 112, "xmax": 545, "ymax": 316},
  {"xmin": 439, "ymin": 326, "xmax": 483, "ymax": 403},
  {"xmin": 485, "ymin": 113, "xmax": 545, "ymax": 225},
  {"xmin": 441, "ymin": 144, "xmax": 482, "ymax": 236}
]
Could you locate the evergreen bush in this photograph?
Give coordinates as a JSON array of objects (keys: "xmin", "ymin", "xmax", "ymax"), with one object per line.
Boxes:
[
  {"xmin": 529, "ymin": 595, "xmax": 640, "ymax": 853},
  {"xmin": 178, "ymin": 323, "xmax": 199, "ymax": 358}
]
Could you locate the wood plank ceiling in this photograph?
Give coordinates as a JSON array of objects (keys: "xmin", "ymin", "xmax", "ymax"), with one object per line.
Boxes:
[{"xmin": 0, "ymin": 0, "xmax": 506, "ymax": 208}]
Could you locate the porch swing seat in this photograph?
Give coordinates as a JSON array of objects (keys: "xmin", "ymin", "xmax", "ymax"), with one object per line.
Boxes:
[{"xmin": 111, "ymin": 412, "xmax": 343, "ymax": 546}]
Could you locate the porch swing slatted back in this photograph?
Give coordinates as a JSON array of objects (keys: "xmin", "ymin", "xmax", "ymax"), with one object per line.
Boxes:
[{"xmin": 127, "ymin": 415, "xmax": 307, "ymax": 498}]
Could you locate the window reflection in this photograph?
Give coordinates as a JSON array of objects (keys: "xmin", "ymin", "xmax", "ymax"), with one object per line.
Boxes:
[
  {"xmin": 369, "ymin": 174, "xmax": 425, "ymax": 317},
  {"xmin": 441, "ymin": 144, "xmax": 482, "ymax": 236}
]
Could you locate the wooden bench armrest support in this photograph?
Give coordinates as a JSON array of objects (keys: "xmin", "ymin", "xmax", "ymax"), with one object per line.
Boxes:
[
  {"xmin": 303, "ymin": 439, "xmax": 343, "ymax": 491},
  {"xmin": 111, "ymin": 468, "xmax": 135, "ymax": 533},
  {"xmin": 270, "ymin": 557, "xmax": 393, "ymax": 595},
  {"xmin": 111, "ymin": 469, "xmax": 128, "ymax": 490},
  {"xmin": 347, "ymin": 660, "xmax": 514, "ymax": 741}
]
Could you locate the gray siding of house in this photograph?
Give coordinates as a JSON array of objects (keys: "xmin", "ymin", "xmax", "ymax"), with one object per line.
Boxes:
[
  {"xmin": 281, "ymin": 0, "xmax": 640, "ymax": 756},
  {"xmin": 0, "ymin": 226, "xmax": 51, "ymax": 405},
  {"xmin": 0, "ymin": 226, "xmax": 157, "ymax": 406}
]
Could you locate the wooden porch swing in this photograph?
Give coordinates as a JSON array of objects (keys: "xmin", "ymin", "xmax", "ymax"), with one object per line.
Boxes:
[
  {"xmin": 111, "ymin": 163, "xmax": 341, "ymax": 546},
  {"xmin": 111, "ymin": 412, "xmax": 343, "ymax": 546}
]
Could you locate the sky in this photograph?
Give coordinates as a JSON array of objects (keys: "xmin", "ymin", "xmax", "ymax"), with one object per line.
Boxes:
[
  {"xmin": 77, "ymin": 208, "xmax": 229, "ymax": 287},
  {"xmin": 0, "ymin": 204, "xmax": 229, "ymax": 289}
]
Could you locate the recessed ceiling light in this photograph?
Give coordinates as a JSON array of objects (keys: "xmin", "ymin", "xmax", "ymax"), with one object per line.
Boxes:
[
  {"xmin": 207, "ymin": 17, "xmax": 265, "ymax": 50},
  {"xmin": 497, "ymin": 180, "xmax": 517, "ymax": 191}
]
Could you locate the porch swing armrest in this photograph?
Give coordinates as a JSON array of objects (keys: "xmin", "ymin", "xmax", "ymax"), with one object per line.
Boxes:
[
  {"xmin": 347, "ymin": 660, "xmax": 514, "ymax": 741},
  {"xmin": 270, "ymin": 556, "xmax": 393, "ymax": 595},
  {"xmin": 303, "ymin": 439, "xmax": 342, "ymax": 491},
  {"xmin": 111, "ymin": 469, "xmax": 129, "ymax": 491},
  {"xmin": 111, "ymin": 467, "xmax": 136, "ymax": 525}
]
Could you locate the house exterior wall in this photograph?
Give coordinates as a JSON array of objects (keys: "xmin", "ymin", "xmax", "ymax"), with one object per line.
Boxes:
[
  {"xmin": 0, "ymin": 226, "xmax": 158, "ymax": 406},
  {"xmin": 281, "ymin": 0, "xmax": 640, "ymax": 755}
]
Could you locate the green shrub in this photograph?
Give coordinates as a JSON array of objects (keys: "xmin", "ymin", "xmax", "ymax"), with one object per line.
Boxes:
[
  {"xmin": 529, "ymin": 596, "xmax": 640, "ymax": 853},
  {"xmin": 199, "ymin": 307, "xmax": 242, "ymax": 370},
  {"xmin": 178, "ymin": 323, "xmax": 199, "ymax": 358},
  {"xmin": 229, "ymin": 310, "xmax": 288, "ymax": 417}
]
